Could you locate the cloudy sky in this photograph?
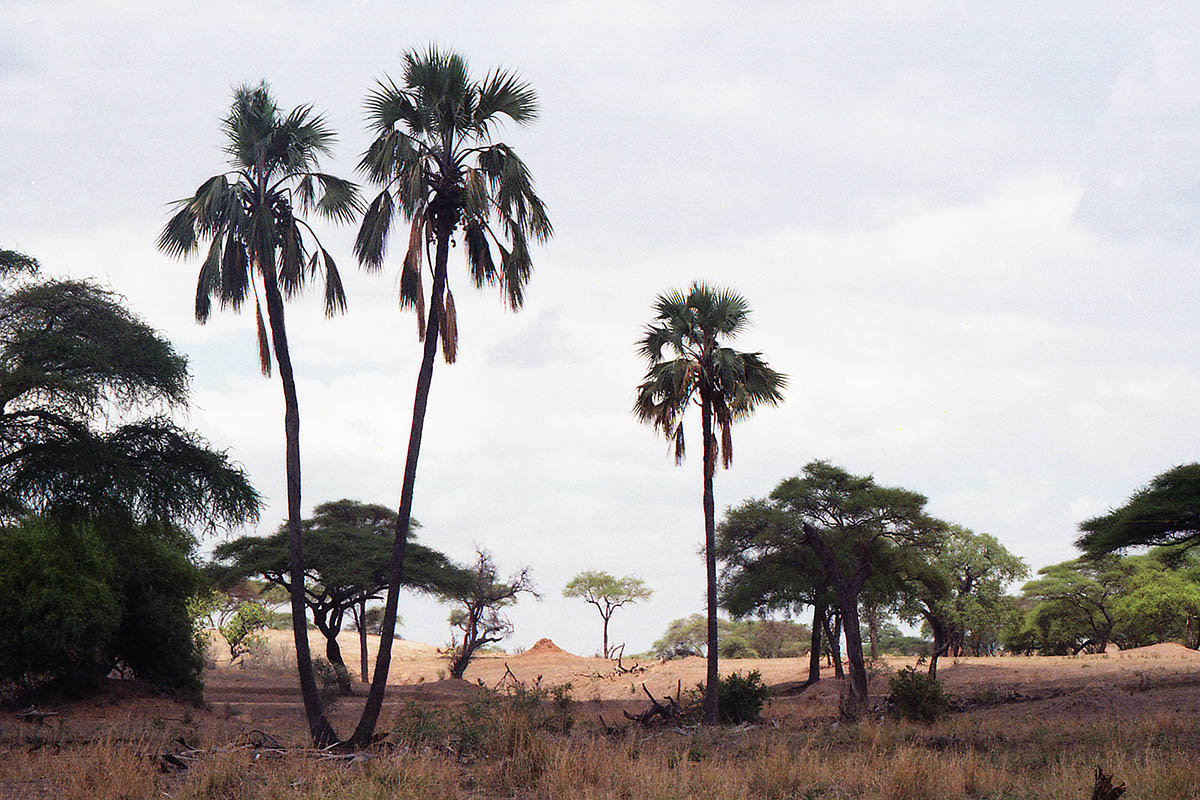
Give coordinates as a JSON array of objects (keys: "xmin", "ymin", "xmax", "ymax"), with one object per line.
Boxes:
[{"xmin": 5, "ymin": 1, "xmax": 1200, "ymax": 655}]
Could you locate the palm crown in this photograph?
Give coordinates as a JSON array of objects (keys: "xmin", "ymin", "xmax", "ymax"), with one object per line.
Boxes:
[
  {"xmin": 157, "ymin": 82, "xmax": 360, "ymax": 372},
  {"xmin": 354, "ymin": 46, "xmax": 553, "ymax": 362},
  {"xmin": 634, "ymin": 282, "xmax": 787, "ymax": 472}
]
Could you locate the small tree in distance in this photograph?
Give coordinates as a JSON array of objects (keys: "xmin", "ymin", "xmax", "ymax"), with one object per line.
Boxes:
[
  {"xmin": 563, "ymin": 571, "xmax": 652, "ymax": 657},
  {"xmin": 447, "ymin": 549, "xmax": 538, "ymax": 679}
]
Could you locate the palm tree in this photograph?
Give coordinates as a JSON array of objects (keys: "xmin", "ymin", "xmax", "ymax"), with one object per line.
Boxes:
[
  {"xmin": 633, "ymin": 283, "xmax": 786, "ymax": 724},
  {"xmin": 157, "ymin": 83, "xmax": 359, "ymax": 746},
  {"xmin": 349, "ymin": 46, "xmax": 552, "ymax": 746}
]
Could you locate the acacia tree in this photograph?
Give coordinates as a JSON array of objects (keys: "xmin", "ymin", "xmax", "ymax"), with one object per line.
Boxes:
[
  {"xmin": 718, "ymin": 498, "xmax": 833, "ymax": 686},
  {"xmin": 1079, "ymin": 464, "xmax": 1200, "ymax": 555},
  {"xmin": 1016, "ymin": 556, "xmax": 1138, "ymax": 654},
  {"xmin": 0, "ymin": 252, "xmax": 260, "ymax": 694},
  {"xmin": 562, "ymin": 571, "xmax": 652, "ymax": 657},
  {"xmin": 770, "ymin": 461, "xmax": 942, "ymax": 716},
  {"xmin": 634, "ymin": 283, "xmax": 786, "ymax": 724},
  {"xmin": 446, "ymin": 549, "xmax": 537, "ymax": 679},
  {"xmin": 349, "ymin": 46, "xmax": 552, "ymax": 746},
  {"xmin": 157, "ymin": 84, "xmax": 359, "ymax": 746},
  {"xmin": 212, "ymin": 500, "xmax": 464, "ymax": 694}
]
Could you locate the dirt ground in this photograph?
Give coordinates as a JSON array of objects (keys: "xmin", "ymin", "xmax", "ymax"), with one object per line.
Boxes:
[{"xmin": 29, "ymin": 631, "xmax": 1197, "ymax": 747}]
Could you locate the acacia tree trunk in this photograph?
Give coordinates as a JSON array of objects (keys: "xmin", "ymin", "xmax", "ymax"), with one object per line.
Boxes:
[
  {"xmin": 807, "ymin": 598, "xmax": 824, "ymax": 684},
  {"xmin": 928, "ymin": 615, "xmax": 949, "ymax": 679},
  {"xmin": 867, "ymin": 603, "xmax": 879, "ymax": 661},
  {"xmin": 349, "ymin": 218, "xmax": 450, "ymax": 748},
  {"xmin": 823, "ymin": 609, "xmax": 844, "ymax": 678},
  {"xmin": 324, "ymin": 611, "xmax": 352, "ymax": 695},
  {"xmin": 700, "ymin": 389, "xmax": 719, "ymax": 725},
  {"xmin": 357, "ymin": 599, "xmax": 369, "ymax": 683},
  {"xmin": 260, "ymin": 273, "xmax": 338, "ymax": 747},
  {"xmin": 602, "ymin": 614, "xmax": 610, "ymax": 659},
  {"xmin": 836, "ymin": 584, "xmax": 870, "ymax": 715}
]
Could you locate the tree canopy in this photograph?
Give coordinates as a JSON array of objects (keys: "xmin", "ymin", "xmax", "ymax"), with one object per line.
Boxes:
[
  {"xmin": 1078, "ymin": 464, "xmax": 1200, "ymax": 555},
  {"xmin": 562, "ymin": 570, "xmax": 652, "ymax": 657},
  {"xmin": 212, "ymin": 499, "xmax": 466, "ymax": 692}
]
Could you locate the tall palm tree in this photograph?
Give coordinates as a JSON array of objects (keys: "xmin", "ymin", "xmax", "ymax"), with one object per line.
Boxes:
[
  {"xmin": 634, "ymin": 283, "xmax": 786, "ymax": 724},
  {"xmin": 157, "ymin": 83, "xmax": 359, "ymax": 746},
  {"xmin": 349, "ymin": 46, "xmax": 552, "ymax": 746}
]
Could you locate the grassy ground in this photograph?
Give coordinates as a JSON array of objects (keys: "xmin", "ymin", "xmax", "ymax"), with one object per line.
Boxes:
[{"xmin": 3, "ymin": 641, "xmax": 1200, "ymax": 798}]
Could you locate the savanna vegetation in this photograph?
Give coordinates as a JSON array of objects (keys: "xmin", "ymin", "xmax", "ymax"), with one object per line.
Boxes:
[{"xmin": 4, "ymin": 39, "xmax": 1200, "ymax": 800}]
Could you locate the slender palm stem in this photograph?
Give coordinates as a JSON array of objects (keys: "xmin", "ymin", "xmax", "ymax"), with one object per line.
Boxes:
[
  {"xmin": 701, "ymin": 388, "xmax": 719, "ymax": 725},
  {"xmin": 350, "ymin": 219, "xmax": 450, "ymax": 747},
  {"xmin": 260, "ymin": 269, "xmax": 338, "ymax": 746}
]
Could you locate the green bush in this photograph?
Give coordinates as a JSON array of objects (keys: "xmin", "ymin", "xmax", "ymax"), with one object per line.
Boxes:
[
  {"xmin": 717, "ymin": 670, "xmax": 769, "ymax": 723},
  {"xmin": 0, "ymin": 518, "xmax": 120, "ymax": 692},
  {"xmin": 311, "ymin": 657, "xmax": 341, "ymax": 706},
  {"xmin": 887, "ymin": 665, "xmax": 949, "ymax": 723}
]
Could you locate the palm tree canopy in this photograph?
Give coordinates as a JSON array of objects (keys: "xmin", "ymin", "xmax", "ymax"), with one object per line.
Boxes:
[
  {"xmin": 633, "ymin": 282, "xmax": 786, "ymax": 470},
  {"xmin": 156, "ymin": 82, "xmax": 361, "ymax": 373},
  {"xmin": 355, "ymin": 45, "xmax": 553, "ymax": 360}
]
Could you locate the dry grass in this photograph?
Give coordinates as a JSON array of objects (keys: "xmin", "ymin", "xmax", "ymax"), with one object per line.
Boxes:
[
  {"xmin": 4, "ymin": 642, "xmax": 1200, "ymax": 798},
  {"xmin": 3, "ymin": 708, "xmax": 1199, "ymax": 799}
]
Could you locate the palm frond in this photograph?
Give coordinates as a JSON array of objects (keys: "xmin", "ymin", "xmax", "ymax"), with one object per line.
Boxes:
[
  {"xmin": 474, "ymin": 68, "xmax": 539, "ymax": 134},
  {"xmin": 158, "ymin": 202, "xmax": 200, "ymax": 258},
  {"xmin": 354, "ymin": 189, "xmax": 395, "ymax": 271},
  {"xmin": 321, "ymin": 248, "xmax": 347, "ymax": 317},
  {"xmin": 310, "ymin": 173, "xmax": 362, "ymax": 224},
  {"xmin": 464, "ymin": 220, "xmax": 497, "ymax": 288},
  {"xmin": 194, "ymin": 236, "xmax": 223, "ymax": 322},
  {"xmin": 254, "ymin": 298, "xmax": 272, "ymax": 377},
  {"xmin": 440, "ymin": 287, "xmax": 458, "ymax": 364}
]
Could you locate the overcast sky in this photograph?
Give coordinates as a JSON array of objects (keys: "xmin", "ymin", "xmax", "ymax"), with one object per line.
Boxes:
[{"xmin": 5, "ymin": 1, "xmax": 1200, "ymax": 656}]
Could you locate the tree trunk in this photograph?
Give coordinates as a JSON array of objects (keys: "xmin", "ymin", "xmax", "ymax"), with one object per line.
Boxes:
[
  {"xmin": 357, "ymin": 599, "xmax": 369, "ymax": 683},
  {"xmin": 700, "ymin": 389, "xmax": 719, "ymax": 726},
  {"xmin": 823, "ymin": 610, "xmax": 844, "ymax": 678},
  {"xmin": 260, "ymin": 272, "xmax": 337, "ymax": 747},
  {"xmin": 807, "ymin": 598, "xmax": 824, "ymax": 684},
  {"xmin": 928, "ymin": 616, "xmax": 949, "ymax": 679},
  {"xmin": 602, "ymin": 614, "xmax": 610, "ymax": 659},
  {"xmin": 836, "ymin": 584, "xmax": 870, "ymax": 717},
  {"xmin": 325, "ymin": 626, "xmax": 353, "ymax": 696},
  {"xmin": 867, "ymin": 603, "xmax": 879, "ymax": 662},
  {"xmin": 349, "ymin": 219, "xmax": 450, "ymax": 748}
]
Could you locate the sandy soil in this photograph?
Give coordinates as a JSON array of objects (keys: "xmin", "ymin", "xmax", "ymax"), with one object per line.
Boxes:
[{"xmin": 9, "ymin": 634, "xmax": 1200, "ymax": 747}]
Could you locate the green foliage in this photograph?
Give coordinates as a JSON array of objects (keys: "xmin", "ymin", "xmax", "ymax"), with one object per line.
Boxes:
[
  {"xmin": 563, "ymin": 570, "xmax": 652, "ymax": 655},
  {"xmin": 1079, "ymin": 464, "xmax": 1200, "ymax": 555},
  {"xmin": 0, "ymin": 518, "xmax": 119, "ymax": 691},
  {"xmin": 219, "ymin": 602, "xmax": 271, "ymax": 661},
  {"xmin": 887, "ymin": 665, "xmax": 950, "ymax": 723},
  {"xmin": 311, "ymin": 656, "xmax": 343, "ymax": 706},
  {"xmin": 109, "ymin": 522, "xmax": 206, "ymax": 692},
  {"xmin": 0, "ymin": 276, "xmax": 259, "ymax": 528},
  {"xmin": 1112, "ymin": 565, "xmax": 1200, "ymax": 648},
  {"xmin": 651, "ymin": 614, "xmax": 810, "ymax": 660},
  {"xmin": 716, "ymin": 670, "xmax": 769, "ymax": 724},
  {"xmin": 1016, "ymin": 556, "xmax": 1136, "ymax": 654}
]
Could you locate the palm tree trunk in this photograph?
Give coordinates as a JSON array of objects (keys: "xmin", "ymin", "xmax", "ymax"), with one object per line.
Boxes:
[
  {"xmin": 349, "ymin": 219, "xmax": 449, "ymax": 748},
  {"xmin": 260, "ymin": 272, "xmax": 338, "ymax": 747},
  {"xmin": 700, "ymin": 390, "xmax": 719, "ymax": 725}
]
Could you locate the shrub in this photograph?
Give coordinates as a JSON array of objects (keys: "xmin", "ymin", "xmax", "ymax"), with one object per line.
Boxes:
[
  {"xmin": 311, "ymin": 657, "xmax": 341, "ymax": 706},
  {"xmin": 718, "ymin": 670, "xmax": 769, "ymax": 723},
  {"xmin": 887, "ymin": 665, "xmax": 950, "ymax": 723},
  {"xmin": 0, "ymin": 518, "xmax": 120, "ymax": 693}
]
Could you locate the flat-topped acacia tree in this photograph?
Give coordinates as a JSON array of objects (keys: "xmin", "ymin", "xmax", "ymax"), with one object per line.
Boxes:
[
  {"xmin": 348, "ymin": 46, "xmax": 552, "ymax": 747},
  {"xmin": 634, "ymin": 283, "xmax": 786, "ymax": 725},
  {"xmin": 157, "ymin": 83, "xmax": 359, "ymax": 746},
  {"xmin": 563, "ymin": 570, "xmax": 653, "ymax": 658}
]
